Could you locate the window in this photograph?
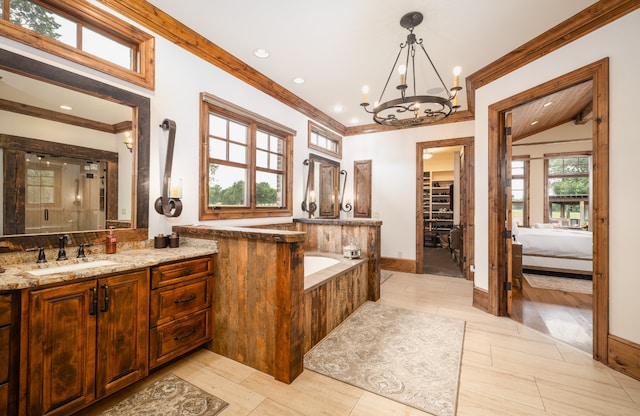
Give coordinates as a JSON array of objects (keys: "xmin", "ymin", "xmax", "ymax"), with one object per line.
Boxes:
[
  {"xmin": 545, "ymin": 152, "xmax": 591, "ymax": 227},
  {"xmin": 308, "ymin": 121, "xmax": 342, "ymax": 158},
  {"xmin": 200, "ymin": 93, "xmax": 295, "ymax": 220},
  {"xmin": 511, "ymin": 157, "xmax": 529, "ymax": 226},
  {"xmin": 0, "ymin": 0, "xmax": 155, "ymax": 89}
]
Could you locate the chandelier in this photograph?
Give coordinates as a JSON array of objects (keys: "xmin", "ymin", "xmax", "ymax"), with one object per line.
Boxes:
[{"xmin": 360, "ymin": 11, "xmax": 462, "ymax": 127}]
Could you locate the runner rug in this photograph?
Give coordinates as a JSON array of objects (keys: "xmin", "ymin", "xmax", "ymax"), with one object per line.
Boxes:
[
  {"xmin": 304, "ymin": 301, "xmax": 465, "ymax": 416},
  {"xmin": 98, "ymin": 373, "xmax": 228, "ymax": 416},
  {"xmin": 524, "ymin": 273, "xmax": 592, "ymax": 295}
]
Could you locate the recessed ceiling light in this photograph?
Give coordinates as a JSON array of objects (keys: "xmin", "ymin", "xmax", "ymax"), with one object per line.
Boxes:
[
  {"xmin": 351, "ymin": 117, "xmax": 359, "ymax": 124},
  {"xmin": 334, "ymin": 105, "xmax": 343, "ymax": 112},
  {"xmin": 59, "ymin": 105, "xmax": 72, "ymax": 111},
  {"xmin": 531, "ymin": 120, "xmax": 539, "ymax": 126},
  {"xmin": 292, "ymin": 77, "xmax": 305, "ymax": 84},
  {"xmin": 253, "ymin": 48, "xmax": 269, "ymax": 58},
  {"xmin": 543, "ymin": 101, "xmax": 553, "ymax": 107}
]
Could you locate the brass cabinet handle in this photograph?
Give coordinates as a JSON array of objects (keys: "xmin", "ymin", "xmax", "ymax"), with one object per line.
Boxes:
[
  {"xmin": 174, "ymin": 294, "xmax": 196, "ymax": 304},
  {"xmin": 174, "ymin": 328, "xmax": 196, "ymax": 341}
]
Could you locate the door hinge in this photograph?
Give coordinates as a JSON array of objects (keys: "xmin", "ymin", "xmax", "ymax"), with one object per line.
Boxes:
[
  {"xmin": 504, "ymin": 178, "xmax": 511, "ymax": 188},
  {"xmin": 504, "ymin": 281, "xmax": 512, "ymax": 291},
  {"xmin": 504, "ymin": 126, "xmax": 512, "ymax": 136},
  {"xmin": 502, "ymin": 229, "xmax": 512, "ymax": 239}
]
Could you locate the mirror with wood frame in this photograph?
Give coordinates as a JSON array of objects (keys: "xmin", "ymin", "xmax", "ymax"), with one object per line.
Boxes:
[
  {"xmin": 0, "ymin": 49, "xmax": 150, "ymax": 251},
  {"xmin": 307, "ymin": 153, "xmax": 340, "ymax": 219}
]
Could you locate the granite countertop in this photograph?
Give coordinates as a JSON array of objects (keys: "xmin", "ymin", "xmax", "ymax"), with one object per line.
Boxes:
[{"xmin": 0, "ymin": 237, "xmax": 218, "ymax": 291}]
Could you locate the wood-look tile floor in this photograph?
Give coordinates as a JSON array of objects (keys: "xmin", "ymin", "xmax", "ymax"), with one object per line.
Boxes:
[{"xmin": 80, "ymin": 271, "xmax": 640, "ymax": 416}]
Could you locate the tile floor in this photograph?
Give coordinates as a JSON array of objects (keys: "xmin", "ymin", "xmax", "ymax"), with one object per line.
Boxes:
[{"xmin": 82, "ymin": 271, "xmax": 640, "ymax": 416}]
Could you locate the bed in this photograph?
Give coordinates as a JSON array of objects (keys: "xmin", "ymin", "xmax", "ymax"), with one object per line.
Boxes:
[{"xmin": 513, "ymin": 223, "xmax": 593, "ymax": 275}]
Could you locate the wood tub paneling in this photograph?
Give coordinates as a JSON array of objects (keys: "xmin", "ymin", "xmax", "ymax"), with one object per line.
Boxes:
[{"xmin": 303, "ymin": 258, "xmax": 368, "ymax": 354}]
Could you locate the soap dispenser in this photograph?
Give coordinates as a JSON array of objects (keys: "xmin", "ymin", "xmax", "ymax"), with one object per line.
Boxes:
[{"xmin": 105, "ymin": 227, "xmax": 117, "ymax": 254}]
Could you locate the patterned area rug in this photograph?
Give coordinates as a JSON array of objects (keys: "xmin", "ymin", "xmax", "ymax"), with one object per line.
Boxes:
[
  {"xmin": 524, "ymin": 273, "xmax": 592, "ymax": 295},
  {"xmin": 98, "ymin": 374, "xmax": 228, "ymax": 416},
  {"xmin": 304, "ymin": 302, "xmax": 465, "ymax": 416}
]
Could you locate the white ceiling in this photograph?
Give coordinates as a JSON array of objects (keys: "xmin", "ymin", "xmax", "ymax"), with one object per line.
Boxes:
[{"xmin": 146, "ymin": 0, "xmax": 597, "ymax": 128}]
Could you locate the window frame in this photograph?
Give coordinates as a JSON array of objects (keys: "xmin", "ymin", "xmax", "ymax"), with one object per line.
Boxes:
[
  {"xmin": 0, "ymin": 0, "xmax": 155, "ymax": 89},
  {"xmin": 543, "ymin": 151, "xmax": 591, "ymax": 224},
  {"xmin": 511, "ymin": 155, "xmax": 530, "ymax": 227},
  {"xmin": 200, "ymin": 93, "xmax": 295, "ymax": 220},
  {"xmin": 308, "ymin": 121, "xmax": 342, "ymax": 159}
]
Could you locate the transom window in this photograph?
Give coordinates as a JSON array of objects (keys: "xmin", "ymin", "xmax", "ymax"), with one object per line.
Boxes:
[
  {"xmin": 545, "ymin": 152, "xmax": 591, "ymax": 227},
  {"xmin": 511, "ymin": 157, "xmax": 529, "ymax": 226},
  {"xmin": 0, "ymin": 0, "xmax": 155, "ymax": 89},
  {"xmin": 308, "ymin": 121, "xmax": 342, "ymax": 158},
  {"xmin": 200, "ymin": 93, "xmax": 294, "ymax": 220}
]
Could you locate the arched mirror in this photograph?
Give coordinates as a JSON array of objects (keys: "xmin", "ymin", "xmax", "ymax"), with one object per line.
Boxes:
[
  {"xmin": 0, "ymin": 49, "xmax": 150, "ymax": 251},
  {"xmin": 305, "ymin": 153, "xmax": 340, "ymax": 219}
]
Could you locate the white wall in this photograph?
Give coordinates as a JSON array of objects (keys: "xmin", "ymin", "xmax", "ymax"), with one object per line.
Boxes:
[{"xmin": 473, "ymin": 10, "xmax": 640, "ymax": 343}]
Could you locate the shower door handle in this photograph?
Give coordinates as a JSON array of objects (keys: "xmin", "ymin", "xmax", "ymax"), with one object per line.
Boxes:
[{"xmin": 44, "ymin": 208, "xmax": 49, "ymax": 221}]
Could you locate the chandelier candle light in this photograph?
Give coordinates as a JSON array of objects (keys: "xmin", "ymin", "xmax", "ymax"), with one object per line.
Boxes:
[{"xmin": 361, "ymin": 11, "xmax": 462, "ymax": 126}]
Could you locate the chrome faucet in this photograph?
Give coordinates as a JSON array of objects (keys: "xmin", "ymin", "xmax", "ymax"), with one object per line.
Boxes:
[{"xmin": 57, "ymin": 234, "xmax": 72, "ymax": 261}]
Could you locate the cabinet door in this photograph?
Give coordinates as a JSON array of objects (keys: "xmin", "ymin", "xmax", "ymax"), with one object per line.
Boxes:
[
  {"xmin": 29, "ymin": 281, "xmax": 97, "ymax": 416},
  {"xmin": 96, "ymin": 270, "xmax": 149, "ymax": 397}
]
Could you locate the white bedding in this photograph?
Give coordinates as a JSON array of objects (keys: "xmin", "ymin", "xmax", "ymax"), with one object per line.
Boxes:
[{"xmin": 514, "ymin": 227, "xmax": 592, "ymax": 259}]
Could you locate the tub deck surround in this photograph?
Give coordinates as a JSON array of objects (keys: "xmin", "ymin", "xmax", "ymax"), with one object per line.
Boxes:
[
  {"xmin": 173, "ymin": 224, "xmax": 307, "ymax": 384},
  {"xmin": 0, "ymin": 237, "xmax": 218, "ymax": 291},
  {"xmin": 303, "ymin": 252, "xmax": 368, "ymax": 354},
  {"xmin": 293, "ymin": 218, "xmax": 382, "ymax": 301}
]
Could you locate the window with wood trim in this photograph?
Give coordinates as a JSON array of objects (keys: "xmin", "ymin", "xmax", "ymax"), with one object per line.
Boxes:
[
  {"xmin": 511, "ymin": 157, "xmax": 529, "ymax": 226},
  {"xmin": 544, "ymin": 152, "xmax": 591, "ymax": 227},
  {"xmin": 0, "ymin": 0, "xmax": 155, "ymax": 89},
  {"xmin": 308, "ymin": 121, "xmax": 342, "ymax": 158},
  {"xmin": 200, "ymin": 93, "xmax": 294, "ymax": 220}
]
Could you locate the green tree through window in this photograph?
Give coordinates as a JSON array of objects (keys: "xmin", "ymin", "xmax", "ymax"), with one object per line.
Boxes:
[{"xmin": 8, "ymin": 0, "xmax": 61, "ymax": 39}]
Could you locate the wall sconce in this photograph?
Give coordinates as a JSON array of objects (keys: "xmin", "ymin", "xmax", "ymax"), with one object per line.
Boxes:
[
  {"xmin": 123, "ymin": 131, "xmax": 133, "ymax": 153},
  {"xmin": 339, "ymin": 169, "xmax": 352, "ymax": 212},
  {"xmin": 154, "ymin": 118, "xmax": 183, "ymax": 217},
  {"xmin": 301, "ymin": 158, "xmax": 316, "ymax": 217}
]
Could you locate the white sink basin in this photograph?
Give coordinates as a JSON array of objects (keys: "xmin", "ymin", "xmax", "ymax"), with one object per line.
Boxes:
[{"xmin": 27, "ymin": 260, "xmax": 118, "ymax": 276}]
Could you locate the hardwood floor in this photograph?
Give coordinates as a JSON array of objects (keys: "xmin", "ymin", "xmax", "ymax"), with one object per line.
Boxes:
[
  {"xmin": 511, "ymin": 275, "xmax": 593, "ymax": 353},
  {"xmin": 80, "ymin": 271, "xmax": 640, "ymax": 416}
]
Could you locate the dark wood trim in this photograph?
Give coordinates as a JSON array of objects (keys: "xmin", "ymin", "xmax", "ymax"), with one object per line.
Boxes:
[
  {"xmin": 608, "ymin": 334, "xmax": 640, "ymax": 381},
  {"xmin": 472, "ymin": 287, "xmax": 489, "ymax": 313},
  {"xmin": 353, "ymin": 160, "xmax": 372, "ymax": 218},
  {"xmin": 380, "ymin": 257, "xmax": 415, "ymax": 274},
  {"xmin": 487, "ymin": 59, "xmax": 609, "ymax": 362},
  {"xmin": 416, "ymin": 137, "xmax": 474, "ymax": 280},
  {"xmin": 0, "ymin": 49, "xmax": 150, "ymax": 250}
]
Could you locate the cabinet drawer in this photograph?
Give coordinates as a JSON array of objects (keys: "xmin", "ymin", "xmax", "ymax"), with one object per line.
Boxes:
[
  {"xmin": 0, "ymin": 326, "xmax": 8, "ymax": 384},
  {"xmin": 0, "ymin": 294, "xmax": 11, "ymax": 327},
  {"xmin": 151, "ymin": 277, "xmax": 212, "ymax": 327},
  {"xmin": 151, "ymin": 256, "xmax": 213, "ymax": 288},
  {"xmin": 150, "ymin": 309, "xmax": 211, "ymax": 368}
]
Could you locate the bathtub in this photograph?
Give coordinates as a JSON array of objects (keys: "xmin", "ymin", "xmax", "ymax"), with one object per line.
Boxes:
[
  {"xmin": 303, "ymin": 252, "xmax": 365, "ymax": 290},
  {"xmin": 302, "ymin": 252, "xmax": 369, "ymax": 353}
]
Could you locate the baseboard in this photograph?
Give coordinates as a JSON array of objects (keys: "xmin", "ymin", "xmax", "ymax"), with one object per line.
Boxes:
[
  {"xmin": 472, "ymin": 286, "xmax": 489, "ymax": 313},
  {"xmin": 608, "ymin": 334, "xmax": 640, "ymax": 381},
  {"xmin": 380, "ymin": 257, "xmax": 416, "ymax": 273}
]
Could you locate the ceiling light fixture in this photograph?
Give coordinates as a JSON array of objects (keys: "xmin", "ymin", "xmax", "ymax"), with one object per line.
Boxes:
[
  {"xmin": 292, "ymin": 77, "xmax": 305, "ymax": 84},
  {"xmin": 360, "ymin": 11, "xmax": 462, "ymax": 127},
  {"xmin": 423, "ymin": 150, "xmax": 433, "ymax": 159},
  {"xmin": 254, "ymin": 48, "xmax": 269, "ymax": 58},
  {"xmin": 59, "ymin": 104, "xmax": 72, "ymax": 110}
]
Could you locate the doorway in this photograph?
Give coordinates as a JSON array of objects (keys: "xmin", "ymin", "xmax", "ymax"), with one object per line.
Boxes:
[
  {"xmin": 487, "ymin": 59, "xmax": 609, "ymax": 361},
  {"xmin": 416, "ymin": 137, "xmax": 474, "ymax": 280}
]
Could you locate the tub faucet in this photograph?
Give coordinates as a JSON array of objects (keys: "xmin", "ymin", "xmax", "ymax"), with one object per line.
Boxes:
[{"xmin": 57, "ymin": 234, "xmax": 72, "ymax": 261}]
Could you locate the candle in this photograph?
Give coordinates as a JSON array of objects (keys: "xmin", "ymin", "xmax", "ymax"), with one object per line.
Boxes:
[
  {"xmin": 398, "ymin": 65, "xmax": 407, "ymax": 85},
  {"xmin": 309, "ymin": 190, "xmax": 316, "ymax": 203},
  {"xmin": 169, "ymin": 178, "xmax": 182, "ymax": 198},
  {"xmin": 361, "ymin": 85, "xmax": 369, "ymax": 104},
  {"xmin": 453, "ymin": 66, "xmax": 462, "ymax": 88}
]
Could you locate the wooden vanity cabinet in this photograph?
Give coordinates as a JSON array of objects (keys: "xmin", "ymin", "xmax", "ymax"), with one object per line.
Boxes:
[
  {"xmin": 150, "ymin": 256, "xmax": 214, "ymax": 368},
  {"xmin": 27, "ymin": 270, "xmax": 149, "ymax": 416},
  {"xmin": 0, "ymin": 292, "xmax": 18, "ymax": 415}
]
